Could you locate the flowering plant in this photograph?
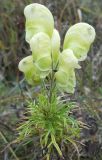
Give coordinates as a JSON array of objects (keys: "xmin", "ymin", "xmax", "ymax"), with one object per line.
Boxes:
[{"xmin": 18, "ymin": 3, "xmax": 95, "ymax": 159}]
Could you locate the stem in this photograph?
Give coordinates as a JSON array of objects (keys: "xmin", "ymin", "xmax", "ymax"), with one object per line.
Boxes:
[
  {"xmin": 42, "ymin": 80, "xmax": 49, "ymax": 98},
  {"xmin": 49, "ymin": 53, "xmax": 58, "ymax": 104},
  {"xmin": 49, "ymin": 72, "xmax": 54, "ymax": 103},
  {"xmin": 49, "ymin": 69, "xmax": 56, "ymax": 104}
]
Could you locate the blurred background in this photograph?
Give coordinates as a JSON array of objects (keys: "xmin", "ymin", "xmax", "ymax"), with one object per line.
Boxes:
[{"xmin": 0, "ymin": 0, "xmax": 102, "ymax": 159}]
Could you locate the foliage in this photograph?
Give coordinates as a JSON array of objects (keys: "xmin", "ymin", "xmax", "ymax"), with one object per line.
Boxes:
[{"xmin": 18, "ymin": 92, "xmax": 80, "ymax": 159}]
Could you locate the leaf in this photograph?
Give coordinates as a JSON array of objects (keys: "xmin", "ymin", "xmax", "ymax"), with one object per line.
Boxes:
[{"xmin": 51, "ymin": 133, "xmax": 62, "ymax": 157}]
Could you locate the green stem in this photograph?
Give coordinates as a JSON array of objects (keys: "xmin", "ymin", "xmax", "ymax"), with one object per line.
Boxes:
[
  {"xmin": 49, "ymin": 52, "xmax": 57, "ymax": 104},
  {"xmin": 49, "ymin": 71, "xmax": 55, "ymax": 103}
]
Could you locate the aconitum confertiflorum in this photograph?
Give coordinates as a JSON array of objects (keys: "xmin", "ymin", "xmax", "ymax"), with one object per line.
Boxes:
[{"xmin": 18, "ymin": 3, "xmax": 96, "ymax": 93}]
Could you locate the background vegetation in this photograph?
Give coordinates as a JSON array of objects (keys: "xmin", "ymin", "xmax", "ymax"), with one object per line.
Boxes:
[{"xmin": 0, "ymin": 0, "xmax": 102, "ymax": 159}]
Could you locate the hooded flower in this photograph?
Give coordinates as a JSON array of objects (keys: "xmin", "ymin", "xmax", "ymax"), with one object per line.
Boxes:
[
  {"xmin": 55, "ymin": 68, "xmax": 76, "ymax": 93},
  {"xmin": 55, "ymin": 49, "xmax": 80, "ymax": 93},
  {"xmin": 24, "ymin": 3, "xmax": 54, "ymax": 43},
  {"xmin": 18, "ymin": 55, "xmax": 40, "ymax": 85},
  {"xmin": 30, "ymin": 32, "xmax": 52, "ymax": 78},
  {"xmin": 63, "ymin": 23, "xmax": 96, "ymax": 61}
]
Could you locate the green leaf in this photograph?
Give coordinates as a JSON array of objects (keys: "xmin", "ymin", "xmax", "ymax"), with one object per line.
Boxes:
[{"xmin": 51, "ymin": 133, "xmax": 62, "ymax": 157}]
